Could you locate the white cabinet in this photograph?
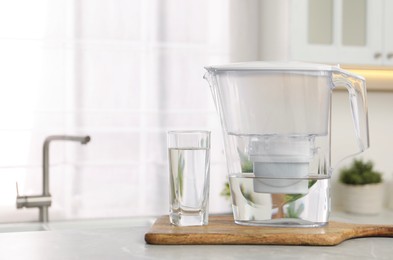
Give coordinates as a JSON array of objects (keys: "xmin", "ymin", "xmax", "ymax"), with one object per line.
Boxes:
[
  {"xmin": 290, "ymin": 0, "xmax": 393, "ymax": 66},
  {"xmin": 384, "ymin": 0, "xmax": 393, "ymax": 65}
]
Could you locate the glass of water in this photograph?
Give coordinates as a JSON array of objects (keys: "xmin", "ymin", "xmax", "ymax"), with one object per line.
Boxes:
[{"xmin": 167, "ymin": 130, "xmax": 211, "ymax": 226}]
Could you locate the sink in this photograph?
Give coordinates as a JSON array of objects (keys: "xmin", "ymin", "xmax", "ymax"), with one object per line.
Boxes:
[
  {"xmin": 0, "ymin": 216, "xmax": 156, "ymax": 233},
  {"xmin": 0, "ymin": 223, "xmax": 47, "ymax": 233}
]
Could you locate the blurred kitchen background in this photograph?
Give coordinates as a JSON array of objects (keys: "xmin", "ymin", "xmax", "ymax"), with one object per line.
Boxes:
[{"xmin": 1, "ymin": 0, "xmax": 393, "ymax": 222}]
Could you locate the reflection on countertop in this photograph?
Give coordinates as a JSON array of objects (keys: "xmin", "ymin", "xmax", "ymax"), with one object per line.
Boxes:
[{"xmin": 0, "ymin": 216, "xmax": 156, "ymax": 233}]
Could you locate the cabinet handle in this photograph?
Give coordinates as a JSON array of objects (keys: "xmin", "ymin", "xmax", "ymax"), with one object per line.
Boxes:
[
  {"xmin": 374, "ymin": 52, "xmax": 382, "ymax": 59},
  {"xmin": 387, "ymin": 53, "xmax": 393, "ymax": 60}
]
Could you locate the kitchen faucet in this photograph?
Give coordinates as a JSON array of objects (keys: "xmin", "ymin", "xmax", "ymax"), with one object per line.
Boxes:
[{"xmin": 16, "ymin": 135, "xmax": 91, "ymax": 222}]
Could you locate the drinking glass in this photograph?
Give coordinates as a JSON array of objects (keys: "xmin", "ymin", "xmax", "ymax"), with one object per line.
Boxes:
[{"xmin": 167, "ymin": 130, "xmax": 211, "ymax": 226}]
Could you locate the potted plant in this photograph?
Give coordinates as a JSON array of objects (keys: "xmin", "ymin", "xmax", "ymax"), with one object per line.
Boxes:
[{"xmin": 339, "ymin": 159, "xmax": 384, "ymax": 215}]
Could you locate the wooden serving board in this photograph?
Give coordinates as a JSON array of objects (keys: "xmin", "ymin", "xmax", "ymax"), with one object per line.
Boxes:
[{"xmin": 145, "ymin": 215, "xmax": 393, "ymax": 246}]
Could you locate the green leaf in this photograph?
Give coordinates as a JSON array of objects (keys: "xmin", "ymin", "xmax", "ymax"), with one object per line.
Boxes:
[
  {"xmin": 237, "ymin": 148, "xmax": 253, "ymax": 173},
  {"xmin": 220, "ymin": 182, "xmax": 231, "ymax": 199},
  {"xmin": 178, "ymin": 153, "xmax": 185, "ymax": 196}
]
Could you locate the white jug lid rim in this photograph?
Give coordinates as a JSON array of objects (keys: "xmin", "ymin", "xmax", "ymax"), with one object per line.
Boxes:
[
  {"xmin": 204, "ymin": 61, "xmax": 365, "ymax": 80},
  {"xmin": 204, "ymin": 61, "xmax": 341, "ymax": 71}
]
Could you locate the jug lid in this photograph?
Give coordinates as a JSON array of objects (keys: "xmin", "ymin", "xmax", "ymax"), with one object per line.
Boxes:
[
  {"xmin": 204, "ymin": 61, "xmax": 336, "ymax": 71},
  {"xmin": 204, "ymin": 61, "xmax": 364, "ymax": 80}
]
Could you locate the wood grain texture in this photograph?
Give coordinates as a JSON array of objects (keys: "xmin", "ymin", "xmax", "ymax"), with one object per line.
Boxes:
[{"xmin": 144, "ymin": 215, "xmax": 393, "ymax": 246}]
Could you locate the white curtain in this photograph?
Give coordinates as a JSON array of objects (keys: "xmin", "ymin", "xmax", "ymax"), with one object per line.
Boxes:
[{"xmin": 0, "ymin": 0, "xmax": 261, "ymax": 222}]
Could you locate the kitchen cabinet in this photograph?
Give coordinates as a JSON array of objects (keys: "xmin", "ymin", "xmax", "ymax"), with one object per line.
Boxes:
[
  {"xmin": 290, "ymin": 0, "xmax": 393, "ymax": 66},
  {"xmin": 384, "ymin": 0, "xmax": 393, "ymax": 65}
]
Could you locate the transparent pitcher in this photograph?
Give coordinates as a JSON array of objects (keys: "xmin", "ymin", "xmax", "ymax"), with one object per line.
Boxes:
[{"xmin": 204, "ymin": 62, "xmax": 369, "ymax": 227}]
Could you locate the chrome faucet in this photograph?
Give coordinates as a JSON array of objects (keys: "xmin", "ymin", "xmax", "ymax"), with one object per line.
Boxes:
[{"xmin": 16, "ymin": 135, "xmax": 91, "ymax": 222}]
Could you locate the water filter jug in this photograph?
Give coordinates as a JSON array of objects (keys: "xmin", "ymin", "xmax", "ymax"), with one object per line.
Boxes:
[{"xmin": 204, "ymin": 62, "xmax": 369, "ymax": 226}]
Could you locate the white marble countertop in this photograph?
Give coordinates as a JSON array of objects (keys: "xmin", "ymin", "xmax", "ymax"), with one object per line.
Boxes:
[{"xmin": 0, "ymin": 211, "xmax": 392, "ymax": 260}]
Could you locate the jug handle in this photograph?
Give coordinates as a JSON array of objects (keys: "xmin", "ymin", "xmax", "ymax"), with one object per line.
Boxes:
[{"xmin": 332, "ymin": 70, "xmax": 370, "ymax": 164}]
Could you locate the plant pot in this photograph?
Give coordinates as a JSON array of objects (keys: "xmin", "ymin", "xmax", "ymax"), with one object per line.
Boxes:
[{"xmin": 341, "ymin": 183, "xmax": 384, "ymax": 215}]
